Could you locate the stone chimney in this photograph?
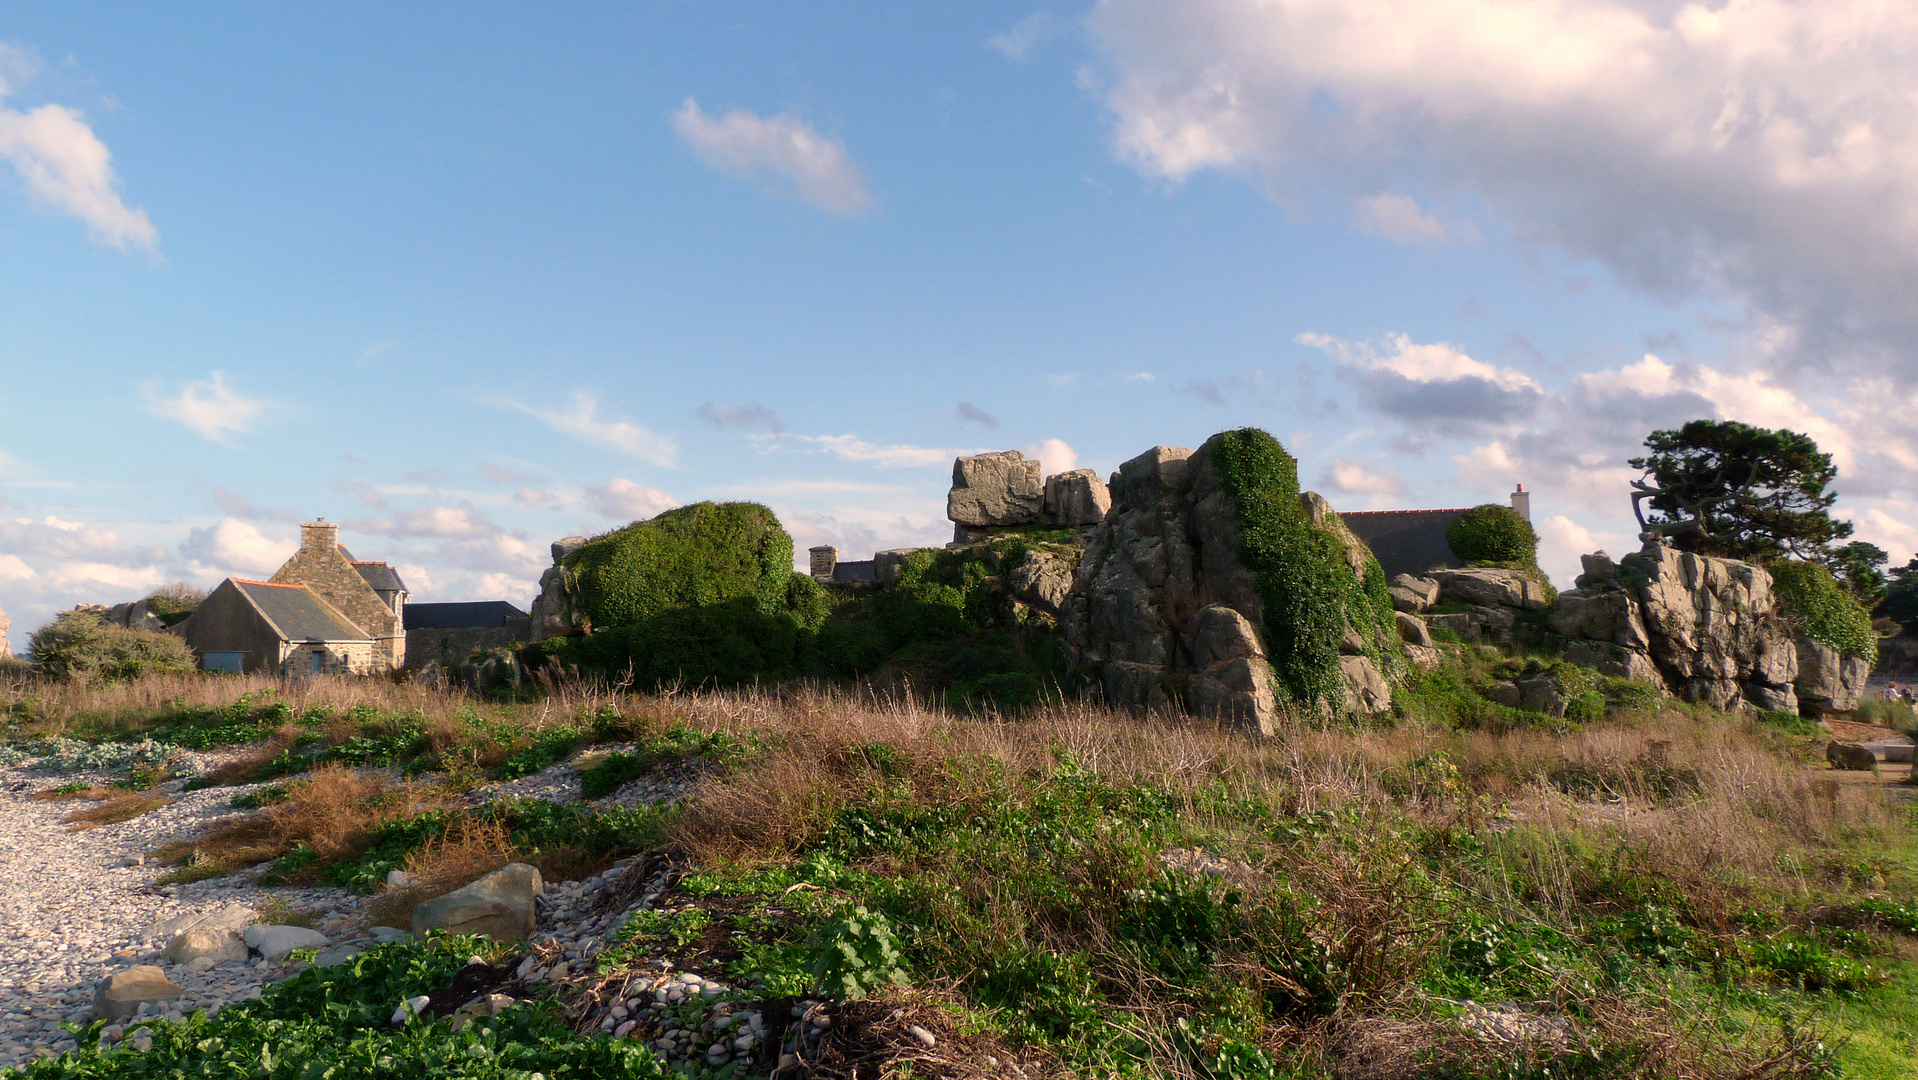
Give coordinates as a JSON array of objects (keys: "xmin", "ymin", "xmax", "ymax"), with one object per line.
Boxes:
[
  {"xmin": 809, "ymin": 546, "xmax": 839, "ymax": 582},
  {"xmin": 1510, "ymin": 484, "xmax": 1531, "ymax": 522},
  {"xmin": 300, "ymin": 519, "xmax": 340, "ymax": 553}
]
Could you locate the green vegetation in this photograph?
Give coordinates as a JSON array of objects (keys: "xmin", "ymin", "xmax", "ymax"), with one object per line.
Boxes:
[
  {"xmin": 1771, "ymin": 558, "xmax": 1879, "ymax": 662},
  {"xmin": 1448, "ymin": 503, "xmax": 1540, "ymax": 568},
  {"xmin": 1208, "ymin": 427, "xmax": 1399, "ymax": 709},
  {"xmin": 26, "ymin": 609, "xmax": 196, "ymax": 683},
  {"xmin": 141, "ymin": 581, "xmax": 206, "ymax": 627},
  {"xmin": 563, "ymin": 502, "xmax": 795, "ymax": 630},
  {"xmin": 1631, "ymin": 419, "xmax": 1851, "ymax": 562}
]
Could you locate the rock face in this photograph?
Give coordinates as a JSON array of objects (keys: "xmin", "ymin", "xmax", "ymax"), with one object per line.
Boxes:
[
  {"xmin": 529, "ymin": 537, "xmax": 588, "ymax": 640},
  {"xmin": 1060, "ymin": 438, "xmax": 1398, "ymax": 733},
  {"xmin": 947, "ymin": 451, "xmax": 1043, "ymax": 528},
  {"xmin": 413, "ymin": 863, "xmax": 543, "ymax": 940},
  {"xmin": 1430, "ymin": 567, "xmax": 1548, "ymax": 611},
  {"xmin": 1042, "ymin": 469, "xmax": 1112, "ymax": 527},
  {"xmin": 1548, "ymin": 540, "xmax": 1864, "ymax": 715},
  {"xmin": 1796, "ymin": 637, "xmax": 1870, "ymax": 716},
  {"xmin": 92, "ymin": 967, "xmax": 182, "ymax": 1022}
]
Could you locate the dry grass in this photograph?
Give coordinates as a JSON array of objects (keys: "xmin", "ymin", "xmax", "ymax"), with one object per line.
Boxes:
[
  {"xmin": 370, "ymin": 817, "xmax": 518, "ymax": 928},
  {"xmin": 61, "ymin": 790, "xmax": 171, "ymax": 830}
]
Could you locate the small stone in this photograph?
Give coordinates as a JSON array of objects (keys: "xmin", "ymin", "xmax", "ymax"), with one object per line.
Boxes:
[
  {"xmin": 613, "ymin": 1020, "xmax": 635, "ymax": 1038},
  {"xmin": 92, "ymin": 967, "xmax": 183, "ymax": 1022},
  {"xmin": 390, "ymin": 995, "xmax": 432, "ymax": 1025},
  {"xmin": 734, "ymin": 1033, "xmax": 756, "ymax": 1051},
  {"xmin": 908, "ymin": 1024, "xmax": 936, "ymax": 1048}
]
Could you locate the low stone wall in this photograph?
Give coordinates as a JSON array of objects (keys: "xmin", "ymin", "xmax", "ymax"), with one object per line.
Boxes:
[{"xmin": 406, "ymin": 625, "xmax": 529, "ymax": 670}]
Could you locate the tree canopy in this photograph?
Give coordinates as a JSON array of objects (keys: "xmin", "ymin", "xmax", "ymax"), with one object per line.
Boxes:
[{"xmin": 1627, "ymin": 419, "xmax": 1850, "ymax": 562}]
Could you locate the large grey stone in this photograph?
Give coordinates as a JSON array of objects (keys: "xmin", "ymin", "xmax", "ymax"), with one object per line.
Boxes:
[
  {"xmin": 947, "ymin": 451, "xmax": 1043, "ymax": 527},
  {"xmin": 92, "ymin": 967, "xmax": 182, "ymax": 1022},
  {"xmin": 1042, "ymin": 469, "xmax": 1111, "ymax": 527},
  {"xmin": 412, "ymin": 863, "xmax": 543, "ymax": 940},
  {"xmin": 1390, "ymin": 574, "xmax": 1441, "ymax": 609},
  {"xmin": 1190, "ymin": 605, "xmax": 1263, "ymax": 670},
  {"xmin": 1008, "ymin": 550, "xmax": 1074, "ymax": 615},
  {"xmin": 1431, "ymin": 567, "xmax": 1549, "ymax": 611},
  {"xmin": 1548, "ymin": 591, "xmax": 1649, "ymax": 651},
  {"xmin": 529, "ymin": 536, "xmax": 588, "ymax": 640},
  {"xmin": 1827, "ymin": 741, "xmax": 1878, "ymax": 771},
  {"xmin": 1518, "ymin": 677, "xmax": 1567, "ymax": 717},
  {"xmin": 1338, "ymin": 656, "xmax": 1392, "ymax": 714},
  {"xmin": 1395, "ymin": 611, "xmax": 1433, "ymax": 649},
  {"xmin": 1187, "ymin": 657, "xmax": 1279, "ymax": 737},
  {"xmin": 164, "ymin": 928, "xmax": 246, "ymax": 965},
  {"xmin": 146, "ymin": 904, "xmax": 256, "ymax": 941},
  {"xmin": 244, "ymin": 924, "xmax": 329, "ymax": 963},
  {"xmin": 1796, "ymin": 636, "xmax": 1870, "ymax": 716},
  {"xmin": 1574, "ymin": 551, "xmax": 1618, "ymax": 589}
]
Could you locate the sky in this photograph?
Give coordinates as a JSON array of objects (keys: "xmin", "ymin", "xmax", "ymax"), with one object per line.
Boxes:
[{"xmin": 5, "ymin": 0, "xmax": 1918, "ymax": 652}]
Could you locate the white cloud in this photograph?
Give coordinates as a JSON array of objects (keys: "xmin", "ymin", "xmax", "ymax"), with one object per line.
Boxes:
[
  {"xmin": 673, "ymin": 99, "xmax": 874, "ymax": 217},
  {"xmin": 1300, "ymin": 331, "xmax": 1544, "ymax": 427},
  {"xmin": 1534, "ymin": 514, "xmax": 1633, "ymax": 591},
  {"xmin": 1355, "ymin": 193, "xmax": 1448, "ymax": 244},
  {"xmin": 177, "ymin": 519, "xmax": 295, "ymax": 575},
  {"xmin": 989, "ymin": 11, "xmax": 1058, "ymax": 60},
  {"xmin": 0, "ymin": 44, "xmax": 156, "ymax": 253},
  {"xmin": 346, "ymin": 507, "xmax": 497, "ymax": 540},
  {"xmin": 141, "ymin": 373, "xmax": 270, "ymax": 446},
  {"xmin": 790, "ymin": 434, "xmax": 977, "ymax": 469},
  {"xmin": 1122, "ymin": 372, "xmax": 1156, "ymax": 383},
  {"xmin": 1026, "ymin": 438, "xmax": 1079, "ymax": 477},
  {"xmin": 495, "ymin": 391, "xmax": 678, "ymax": 466},
  {"xmin": 583, "ymin": 478, "xmax": 678, "ymax": 521},
  {"xmin": 1320, "ymin": 459, "xmax": 1406, "ymax": 497},
  {"xmin": 1090, "ymin": 0, "xmax": 1918, "ymax": 373}
]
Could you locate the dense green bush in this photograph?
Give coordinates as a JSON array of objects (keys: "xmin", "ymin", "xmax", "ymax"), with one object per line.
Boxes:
[
  {"xmin": 1446, "ymin": 504, "xmax": 1539, "ymax": 566},
  {"xmin": 1770, "ymin": 559, "xmax": 1878, "ymax": 661},
  {"xmin": 142, "ymin": 581, "xmax": 206, "ymax": 627},
  {"xmin": 1208, "ymin": 428, "xmax": 1398, "ymax": 711},
  {"xmin": 27, "ymin": 609, "xmax": 196, "ymax": 683},
  {"xmin": 564, "ymin": 502, "xmax": 794, "ymax": 630}
]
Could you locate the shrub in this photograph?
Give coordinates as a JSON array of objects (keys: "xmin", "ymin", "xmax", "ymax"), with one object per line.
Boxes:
[
  {"xmin": 563, "ymin": 502, "xmax": 794, "ymax": 630},
  {"xmin": 1446, "ymin": 504, "xmax": 1539, "ymax": 566},
  {"xmin": 1208, "ymin": 428, "xmax": 1398, "ymax": 710},
  {"xmin": 1769, "ymin": 559, "xmax": 1878, "ymax": 662},
  {"xmin": 143, "ymin": 582, "xmax": 206, "ymax": 627},
  {"xmin": 27, "ymin": 609, "xmax": 196, "ymax": 683}
]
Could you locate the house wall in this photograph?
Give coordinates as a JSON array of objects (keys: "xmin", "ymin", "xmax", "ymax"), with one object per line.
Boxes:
[
  {"xmin": 278, "ymin": 640, "xmax": 375, "ymax": 676},
  {"xmin": 272, "ymin": 522, "xmax": 403, "ymax": 668},
  {"xmin": 405, "ymin": 624, "xmax": 529, "ymax": 669},
  {"xmin": 173, "ymin": 582, "xmax": 288, "ymax": 674}
]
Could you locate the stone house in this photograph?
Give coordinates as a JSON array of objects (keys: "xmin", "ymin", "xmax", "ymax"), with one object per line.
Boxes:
[
  {"xmin": 1339, "ymin": 485, "xmax": 1531, "ymax": 580},
  {"xmin": 174, "ymin": 578, "xmax": 375, "ymax": 675},
  {"xmin": 173, "ymin": 519, "xmax": 409, "ymax": 676}
]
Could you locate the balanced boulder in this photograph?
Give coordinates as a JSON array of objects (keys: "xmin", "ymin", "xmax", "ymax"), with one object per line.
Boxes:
[
  {"xmin": 412, "ymin": 863, "xmax": 543, "ymax": 940},
  {"xmin": 947, "ymin": 451, "xmax": 1043, "ymax": 528},
  {"xmin": 1042, "ymin": 469, "xmax": 1111, "ymax": 527}
]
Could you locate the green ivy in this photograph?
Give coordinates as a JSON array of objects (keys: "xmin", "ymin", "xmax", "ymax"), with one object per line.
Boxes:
[
  {"xmin": 563, "ymin": 501, "xmax": 794, "ymax": 630},
  {"xmin": 1207, "ymin": 428, "xmax": 1398, "ymax": 711},
  {"xmin": 1769, "ymin": 559, "xmax": 1878, "ymax": 661}
]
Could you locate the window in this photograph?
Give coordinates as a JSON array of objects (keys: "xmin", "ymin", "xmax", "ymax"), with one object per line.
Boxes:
[
  {"xmin": 310, "ymin": 651, "xmax": 324, "ymax": 674},
  {"xmin": 203, "ymin": 652, "xmax": 245, "ymax": 675}
]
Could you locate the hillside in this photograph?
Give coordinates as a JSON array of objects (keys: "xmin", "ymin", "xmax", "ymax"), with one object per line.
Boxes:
[{"xmin": 0, "ymin": 668, "xmax": 1913, "ymax": 1079}]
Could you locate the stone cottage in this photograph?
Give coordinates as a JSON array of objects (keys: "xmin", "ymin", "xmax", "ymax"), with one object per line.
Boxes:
[
  {"xmin": 173, "ymin": 519, "xmax": 409, "ymax": 676},
  {"xmin": 1340, "ymin": 484, "xmax": 1532, "ymax": 580},
  {"xmin": 174, "ymin": 578, "xmax": 376, "ymax": 675}
]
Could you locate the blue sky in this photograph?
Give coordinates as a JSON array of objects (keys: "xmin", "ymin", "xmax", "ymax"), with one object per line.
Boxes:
[{"xmin": 4, "ymin": 1, "xmax": 1917, "ymax": 650}]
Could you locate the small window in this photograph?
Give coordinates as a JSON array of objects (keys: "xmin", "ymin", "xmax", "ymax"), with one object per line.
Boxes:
[
  {"xmin": 203, "ymin": 652, "xmax": 245, "ymax": 675},
  {"xmin": 310, "ymin": 651, "xmax": 324, "ymax": 674}
]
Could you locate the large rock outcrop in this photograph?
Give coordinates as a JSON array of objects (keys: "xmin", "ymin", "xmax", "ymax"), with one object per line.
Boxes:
[
  {"xmin": 529, "ymin": 536, "xmax": 588, "ymax": 640},
  {"xmin": 1042, "ymin": 469, "xmax": 1112, "ymax": 527},
  {"xmin": 1060, "ymin": 436, "xmax": 1399, "ymax": 734},
  {"xmin": 1547, "ymin": 540, "xmax": 1867, "ymax": 714}
]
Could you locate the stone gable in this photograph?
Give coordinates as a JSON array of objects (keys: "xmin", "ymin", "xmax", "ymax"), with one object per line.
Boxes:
[{"xmin": 270, "ymin": 521, "xmax": 405, "ymax": 667}]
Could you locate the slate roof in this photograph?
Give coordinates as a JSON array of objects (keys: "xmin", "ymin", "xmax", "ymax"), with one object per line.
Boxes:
[
  {"xmin": 831, "ymin": 560, "xmax": 876, "ymax": 584},
  {"xmin": 351, "ymin": 561, "xmax": 409, "ymax": 594},
  {"xmin": 405, "ymin": 601, "xmax": 530, "ymax": 630},
  {"xmin": 232, "ymin": 580, "xmax": 373, "ymax": 643},
  {"xmin": 1338, "ymin": 509, "xmax": 1470, "ymax": 581}
]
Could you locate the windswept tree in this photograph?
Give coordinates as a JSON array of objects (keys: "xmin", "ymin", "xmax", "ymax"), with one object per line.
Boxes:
[{"xmin": 1628, "ymin": 420, "xmax": 1850, "ymax": 562}]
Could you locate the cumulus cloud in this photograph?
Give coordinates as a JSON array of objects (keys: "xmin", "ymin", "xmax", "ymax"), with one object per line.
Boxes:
[
  {"xmin": 177, "ymin": 519, "xmax": 296, "ymax": 575},
  {"xmin": 988, "ymin": 11, "xmax": 1059, "ymax": 60},
  {"xmin": 790, "ymin": 434, "xmax": 977, "ymax": 469},
  {"xmin": 697, "ymin": 402, "xmax": 785, "ymax": 435},
  {"xmin": 1089, "ymin": 0, "xmax": 1918, "ymax": 374},
  {"xmin": 956, "ymin": 402, "xmax": 999, "ymax": 429},
  {"xmin": 141, "ymin": 373, "xmax": 271, "ymax": 446},
  {"xmin": 493, "ymin": 391, "xmax": 677, "ymax": 466},
  {"xmin": 0, "ymin": 45, "xmax": 156, "ymax": 253},
  {"xmin": 345, "ymin": 507, "xmax": 497, "ymax": 540},
  {"xmin": 1026, "ymin": 438, "xmax": 1080, "ymax": 477},
  {"xmin": 1300, "ymin": 332, "xmax": 1544, "ymax": 427},
  {"xmin": 1356, "ymin": 193, "xmax": 1451, "ymax": 244},
  {"xmin": 584, "ymin": 478, "xmax": 678, "ymax": 521},
  {"xmin": 673, "ymin": 99, "xmax": 874, "ymax": 216},
  {"xmin": 1320, "ymin": 459, "xmax": 1406, "ymax": 497}
]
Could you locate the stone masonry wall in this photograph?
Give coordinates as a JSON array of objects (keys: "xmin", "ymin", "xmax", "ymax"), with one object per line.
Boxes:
[{"xmin": 270, "ymin": 522, "xmax": 402, "ymax": 668}]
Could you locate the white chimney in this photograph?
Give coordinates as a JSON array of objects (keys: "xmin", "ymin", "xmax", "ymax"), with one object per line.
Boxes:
[{"xmin": 1510, "ymin": 483, "xmax": 1531, "ymax": 522}]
